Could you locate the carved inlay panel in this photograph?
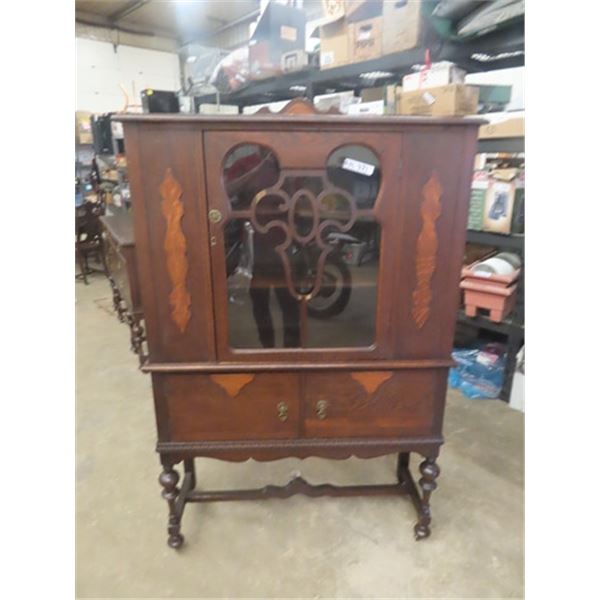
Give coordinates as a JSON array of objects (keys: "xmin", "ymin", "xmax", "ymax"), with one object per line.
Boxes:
[
  {"xmin": 210, "ymin": 374, "xmax": 255, "ymax": 398},
  {"xmin": 350, "ymin": 371, "xmax": 393, "ymax": 394},
  {"xmin": 412, "ymin": 172, "xmax": 442, "ymax": 329},
  {"xmin": 159, "ymin": 168, "xmax": 191, "ymax": 333}
]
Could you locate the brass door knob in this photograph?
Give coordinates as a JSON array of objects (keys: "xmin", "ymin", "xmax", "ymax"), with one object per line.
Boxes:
[
  {"xmin": 316, "ymin": 400, "xmax": 328, "ymax": 420},
  {"xmin": 208, "ymin": 209, "xmax": 222, "ymax": 223},
  {"xmin": 277, "ymin": 402, "xmax": 288, "ymax": 422}
]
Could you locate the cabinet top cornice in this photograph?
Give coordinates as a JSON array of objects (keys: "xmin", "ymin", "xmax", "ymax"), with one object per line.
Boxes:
[{"xmin": 113, "ymin": 113, "xmax": 486, "ymax": 128}]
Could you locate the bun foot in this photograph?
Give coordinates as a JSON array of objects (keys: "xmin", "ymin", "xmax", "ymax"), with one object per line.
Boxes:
[
  {"xmin": 168, "ymin": 533, "xmax": 184, "ymax": 549},
  {"xmin": 414, "ymin": 524, "xmax": 430, "ymax": 540}
]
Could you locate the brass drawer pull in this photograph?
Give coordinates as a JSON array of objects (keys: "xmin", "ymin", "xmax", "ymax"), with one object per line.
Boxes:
[
  {"xmin": 316, "ymin": 400, "xmax": 328, "ymax": 420},
  {"xmin": 277, "ymin": 402, "xmax": 288, "ymax": 422}
]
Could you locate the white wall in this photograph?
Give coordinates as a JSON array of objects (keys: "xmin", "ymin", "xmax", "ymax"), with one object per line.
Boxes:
[{"xmin": 76, "ymin": 38, "xmax": 181, "ymax": 113}]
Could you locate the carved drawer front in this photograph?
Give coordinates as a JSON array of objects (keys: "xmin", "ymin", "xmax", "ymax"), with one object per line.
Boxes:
[
  {"xmin": 303, "ymin": 370, "xmax": 440, "ymax": 438},
  {"xmin": 163, "ymin": 373, "xmax": 300, "ymax": 442}
]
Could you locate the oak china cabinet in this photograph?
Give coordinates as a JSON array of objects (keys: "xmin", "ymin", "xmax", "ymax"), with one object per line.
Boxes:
[{"xmin": 115, "ymin": 100, "xmax": 481, "ymax": 548}]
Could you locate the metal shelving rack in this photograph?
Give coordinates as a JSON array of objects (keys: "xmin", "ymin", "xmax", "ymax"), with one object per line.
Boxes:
[
  {"xmin": 193, "ymin": 23, "xmax": 524, "ymax": 110},
  {"xmin": 460, "ymin": 135, "xmax": 525, "ymax": 401}
]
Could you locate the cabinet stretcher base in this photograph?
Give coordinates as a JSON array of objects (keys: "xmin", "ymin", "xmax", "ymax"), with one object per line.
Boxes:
[{"xmin": 158, "ymin": 451, "xmax": 440, "ymax": 549}]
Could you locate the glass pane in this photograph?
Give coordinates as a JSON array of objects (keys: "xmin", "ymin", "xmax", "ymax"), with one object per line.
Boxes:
[
  {"xmin": 221, "ymin": 144, "xmax": 381, "ymax": 351},
  {"xmin": 223, "ymin": 144, "xmax": 280, "ymax": 210},
  {"xmin": 225, "ymin": 218, "xmax": 300, "ymax": 349},
  {"xmin": 306, "ymin": 217, "xmax": 379, "ymax": 347},
  {"xmin": 326, "ymin": 145, "xmax": 380, "ymax": 209}
]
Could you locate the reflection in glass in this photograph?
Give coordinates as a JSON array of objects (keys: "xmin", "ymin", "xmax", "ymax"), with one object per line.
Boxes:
[
  {"xmin": 222, "ymin": 144, "xmax": 381, "ymax": 350},
  {"xmin": 223, "ymin": 143, "xmax": 280, "ymax": 210}
]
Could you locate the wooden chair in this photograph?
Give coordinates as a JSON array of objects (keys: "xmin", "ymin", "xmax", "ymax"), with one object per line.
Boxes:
[{"xmin": 75, "ymin": 201, "xmax": 106, "ymax": 284}]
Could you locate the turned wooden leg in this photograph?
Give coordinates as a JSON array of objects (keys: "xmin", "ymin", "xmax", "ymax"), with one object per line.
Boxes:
[
  {"xmin": 108, "ymin": 278, "xmax": 126, "ymax": 322},
  {"xmin": 184, "ymin": 458, "xmax": 196, "ymax": 490},
  {"xmin": 125, "ymin": 313, "xmax": 135, "ymax": 352},
  {"xmin": 414, "ymin": 456, "xmax": 440, "ymax": 540},
  {"xmin": 396, "ymin": 452, "xmax": 410, "ymax": 487},
  {"xmin": 108, "ymin": 277, "xmax": 121, "ymax": 314},
  {"xmin": 125, "ymin": 312, "xmax": 144, "ymax": 358},
  {"xmin": 131, "ymin": 318, "xmax": 147, "ymax": 364},
  {"xmin": 159, "ymin": 462, "xmax": 184, "ymax": 549}
]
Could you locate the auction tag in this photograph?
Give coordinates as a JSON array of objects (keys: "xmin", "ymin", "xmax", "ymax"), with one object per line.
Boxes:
[
  {"xmin": 422, "ymin": 91, "xmax": 436, "ymax": 106},
  {"xmin": 342, "ymin": 157, "xmax": 375, "ymax": 176}
]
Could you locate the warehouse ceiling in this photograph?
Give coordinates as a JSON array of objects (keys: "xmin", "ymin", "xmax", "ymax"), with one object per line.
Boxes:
[{"xmin": 75, "ymin": 0, "xmax": 262, "ymax": 45}]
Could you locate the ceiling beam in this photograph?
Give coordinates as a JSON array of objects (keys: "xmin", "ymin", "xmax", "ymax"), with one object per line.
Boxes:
[
  {"xmin": 75, "ymin": 13, "xmax": 181, "ymax": 42},
  {"xmin": 109, "ymin": 0, "xmax": 150, "ymax": 24},
  {"xmin": 210, "ymin": 8, "xmax": 260, "ymax": 36}
]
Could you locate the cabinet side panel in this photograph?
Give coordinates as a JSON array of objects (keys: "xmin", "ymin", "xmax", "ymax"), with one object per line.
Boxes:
[
  {"xmin": 392, "ymin": 126, "xmax": 479, "ymax": 358},
  {"xmin": 124, "ymin": 122, "xmax": 216, "ymax": 362}
]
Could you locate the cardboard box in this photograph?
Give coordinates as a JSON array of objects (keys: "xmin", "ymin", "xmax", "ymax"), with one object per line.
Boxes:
[
  {"xmin": 319, "ymin": 18, "xmax": 350, "ymax": 69},
  {"xmin": 468, "ymin": 171, "xmax": 489, "ymax": 231},
  {"xmin": 397, "ymin": 84, "xmax": 479, "ymax": 117},
  {"xmin": 360, "ymin": 84, "xmax": 398, "ymax": 114},
  {"xmin": 347, "ymin": 100, "xmax": 385, "ymax": 115},
  {"xmin": 511, "ymin": 170, "xmax": 525, "ymax": 234},
  {"xmin": 314, "ymin": 90, "xmax": 360, "ymax": 113},
  {"xmin": 382, "ymin": 0, "xmax": 423, "ymax": 55},
  {"xmin": 281, "ymin": 49, "xmax": 309, "ymax": 73},
  {"xmin": 349, "ymin": 16, "xmax": 382, "ymax": 63},
  {"xmin": 249, "ymin": 2, "xmax": 306, "ymax": 80},
  {"xmin": 75, "ymin": 111, "xmax": 92, "ymax": 145},
  {"xmin": 482, "ymin": 168, "xmax": 524, "ymax": 234},
  {"xmin": 321, "ymin": 0, "xmax": 345, "ymax": 21},
  {"xmin": 479, "ymin": 116, "xmax": 524, "ymax": 139},
  {"xmin": 198, "ymin": 104, "xmax": 238, "ymax": 115},
  {"xmin": 473, "ymin": 153, "xmax": 487, "ymax": 171},
  {"xmin": 509, "ymin": 371, "xmax": 524, "ymax": 412},
  {"xmin": 402, "ymin": 61, "xmax": 466, "ymax": 92}
]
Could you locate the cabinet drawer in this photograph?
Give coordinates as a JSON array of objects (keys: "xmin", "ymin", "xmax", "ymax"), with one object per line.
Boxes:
[
  {"xmin": 161, "ymin": 373, "xmax": 300, "ymax": 441},
  {"xmin": 303, "ymin": 370, "xmax": 442, "ymax": 438}
]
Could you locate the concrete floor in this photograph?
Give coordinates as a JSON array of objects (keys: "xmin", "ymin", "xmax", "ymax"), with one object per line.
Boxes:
[{"xmin": 76, "ymin": 274, "xmax": 524, "ymax": 599}]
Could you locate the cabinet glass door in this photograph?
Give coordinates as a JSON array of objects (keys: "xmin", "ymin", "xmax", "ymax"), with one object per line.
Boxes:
[{"xmin": 204, "ymin": 130, "xmax": 401, "ymax": 360}]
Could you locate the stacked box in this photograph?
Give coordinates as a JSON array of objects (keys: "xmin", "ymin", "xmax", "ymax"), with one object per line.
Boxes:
[{"xmin": 468, "ymin": 171, "xmax": 490, "ymax": 231}]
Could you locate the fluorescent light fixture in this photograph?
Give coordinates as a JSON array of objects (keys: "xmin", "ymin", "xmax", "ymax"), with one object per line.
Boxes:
[
  {"xmin": 359, "ymin": 71, "xmax": 394, "ymax": 80},
  {"xmin": 471, "ymin": 50, "xmax": 524, "ymax": 63}
]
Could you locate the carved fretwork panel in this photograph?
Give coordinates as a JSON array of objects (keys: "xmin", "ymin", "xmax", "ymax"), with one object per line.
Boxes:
[{"xmin": 244, "ymin": 170, "xmax": 360, "ymax": 301}]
